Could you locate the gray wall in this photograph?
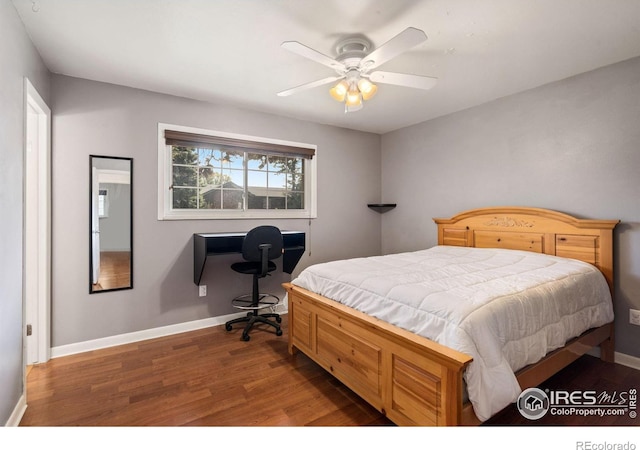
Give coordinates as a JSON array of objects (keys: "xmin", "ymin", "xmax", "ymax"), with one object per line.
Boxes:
[
  {"xmin": 51, "ymin": 74, "xmax": 382, "ymax": 346},
  {"xmin": 381, "ymin": 56, "xmax": 640, "ymax": 358},
  {"xmin": 0, "ymin": 0, "xmax": 50, "ymax": 425}
]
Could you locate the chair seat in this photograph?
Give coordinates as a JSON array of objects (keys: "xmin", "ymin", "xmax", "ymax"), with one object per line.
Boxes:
[{"xmin": 231, "ymin": 260, "xmax": 277, "ymax": 275}]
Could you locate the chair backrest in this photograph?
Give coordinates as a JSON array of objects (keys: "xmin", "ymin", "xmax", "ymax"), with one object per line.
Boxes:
[{"xmin": 241, "ymin": 226, "xmax": 283, "ymax": 262}]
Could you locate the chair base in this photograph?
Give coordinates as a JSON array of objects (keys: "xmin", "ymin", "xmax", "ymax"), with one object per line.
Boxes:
[{"xmin": 226, "ymin": 293, "xmax": 282, "ymax": 341}]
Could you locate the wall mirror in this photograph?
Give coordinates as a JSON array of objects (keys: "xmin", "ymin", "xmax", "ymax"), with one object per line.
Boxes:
[{"xmin": 90, "ymin": 155, "xmax": 133, "ymax": 293}]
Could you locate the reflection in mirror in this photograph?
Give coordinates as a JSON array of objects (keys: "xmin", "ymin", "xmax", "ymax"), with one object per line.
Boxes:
[{"xmin": 90, "ymin": 155, "xmax": 133, "ymax": 293}]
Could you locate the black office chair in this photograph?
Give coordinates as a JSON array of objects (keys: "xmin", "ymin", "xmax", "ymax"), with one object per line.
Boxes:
[{"xmin": 225, "ymin": 225, "xmax": 284, "ymax": 341}]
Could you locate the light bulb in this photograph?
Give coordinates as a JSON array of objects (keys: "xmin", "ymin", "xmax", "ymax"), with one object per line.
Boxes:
[
  {"xmin": 345, "ymin": 88, "xmax": 362, "ymax": 107},
  {"xmin": 329, "ymin": 80, "xmax": 348, "ymax": 102},
  {"xmin": 357, "ymin": 78, "xmax": 378, "ymax": 101}
]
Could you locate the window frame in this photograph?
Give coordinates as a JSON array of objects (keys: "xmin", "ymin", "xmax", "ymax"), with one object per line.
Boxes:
[
  {"xmin": 157, "ymin": 123, "xmax": 317, "ymax": 220},
  {"xmin": 98, "ymin": 188, "xmax": 109, "ymax": 218}
]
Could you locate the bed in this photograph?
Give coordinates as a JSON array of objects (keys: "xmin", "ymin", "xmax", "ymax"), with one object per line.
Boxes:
[{"xmin": 282, "ymin": 207, "xmax": 619, "ymax": 426}]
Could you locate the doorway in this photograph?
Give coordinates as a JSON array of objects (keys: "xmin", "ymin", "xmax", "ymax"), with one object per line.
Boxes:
[{"xmin": 24, "ymin": 78, "xmax": 51, "ymax": 366}]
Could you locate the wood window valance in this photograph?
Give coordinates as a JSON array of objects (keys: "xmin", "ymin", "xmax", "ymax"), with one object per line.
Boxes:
[{"xmin": 164, "ymin": 130, "xmax": 315, "ymax": 159}]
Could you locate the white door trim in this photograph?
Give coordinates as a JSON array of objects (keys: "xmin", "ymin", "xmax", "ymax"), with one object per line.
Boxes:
[{"xmin": 24, "ymin": 78, "xmax": 51, "ymax": 366}]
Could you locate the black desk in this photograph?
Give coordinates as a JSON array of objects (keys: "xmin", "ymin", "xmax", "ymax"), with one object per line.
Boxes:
[{"xmin": 193, "ymin": 231, "xmax": 305, "ymax": 285}]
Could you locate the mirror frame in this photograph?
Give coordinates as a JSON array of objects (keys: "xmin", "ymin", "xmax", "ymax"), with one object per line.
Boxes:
[{"xmin": 89, "ymin": 155, "xmax": 133, "ymax": 293}]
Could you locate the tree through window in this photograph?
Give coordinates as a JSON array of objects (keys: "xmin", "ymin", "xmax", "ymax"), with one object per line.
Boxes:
[{"xmin": 159, "ymin": 125, "xmax": 316, "ymax": 219}]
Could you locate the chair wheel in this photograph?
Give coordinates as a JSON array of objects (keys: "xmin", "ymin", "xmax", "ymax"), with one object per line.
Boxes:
[
  {"xmin": 242, "ymin": 334, "xmax": 251, "ymax": 341},
  {"xmin": 225, "ymin": 324, "xmax": 232, "ymax": 331},
  {"xmin": 276, "ymin": 316, "xmax": 282, "ymax": 323},
  {"xmin": 276, "ymin": 329, "xmax": 283, "ymax": 336}
]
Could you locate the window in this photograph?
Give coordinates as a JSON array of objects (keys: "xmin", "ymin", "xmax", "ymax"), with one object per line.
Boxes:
[
  {"xmin": 98, "ymin": 189, "xmax": 109, "ymax": 217},
  {"xmin": 158, "ymin": 124, "xmax": 317, "ymax": 220}
]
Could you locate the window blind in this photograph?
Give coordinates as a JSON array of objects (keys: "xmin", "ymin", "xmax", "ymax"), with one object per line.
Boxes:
[{"xmin": 164, "ymin": 130, "xmax": 315, "ymax": 159}]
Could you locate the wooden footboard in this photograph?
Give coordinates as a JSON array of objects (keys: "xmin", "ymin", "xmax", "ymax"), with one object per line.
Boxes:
[{"xmin": 283, "ymin": 282, "xmax": 472, "ymax": 426}]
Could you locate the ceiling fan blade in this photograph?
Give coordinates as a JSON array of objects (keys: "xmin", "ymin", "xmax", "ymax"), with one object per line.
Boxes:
[
  {"xmin": 359, "ymin": 27, "xmax": 427, "ymax": 71},
  {"xmin": 369, "ymin": 71, "xmax": 438, "ymax": 90},
  {"xmin": 281, "ymin": 41, "xmax": 346, "ymax": 71},
  {"xmin": 277, "ymin": 76, "xmax": 344, "ymax": 97}
]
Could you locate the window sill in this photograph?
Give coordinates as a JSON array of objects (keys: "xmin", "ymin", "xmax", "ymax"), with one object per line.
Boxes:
[{"xmin": 158, "ymin": 210, "xmax": 317, "ymax": 220}]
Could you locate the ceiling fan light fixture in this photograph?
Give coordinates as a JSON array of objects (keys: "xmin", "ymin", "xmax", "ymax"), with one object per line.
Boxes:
[
  {"xmin": 329, "ymin": 80, "xmax": 349, "ymax": 102},
  {"xmin": 357, "ymin": 78, "xmax": 378, "ymax": 101},
  {"xmin": 280, "ymin": 27, "xmax": 436, "ymax": 114},
  {"xmin": 345, "ymin": 86, "xmax": 362, "ymax": 107},
  {"xmin": 344, "ymin": 86, "xmax": 363, "ymax": 113}
]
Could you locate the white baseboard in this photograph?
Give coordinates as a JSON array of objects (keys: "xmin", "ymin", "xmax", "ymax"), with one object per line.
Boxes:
[
  {"xmin": 5, "ymin": 394, "xmax": 26, "ymax": 426},
  {"xmin": 586, "ymin": 347, "xmax": 640, "ymax": 370},
  {"xmin": 51, "ymin": 305, "xmax": 288, "ymax": 359},
  {"xmin": 615, "ymin": 351, "xmax": 640, "ymax": 370}
]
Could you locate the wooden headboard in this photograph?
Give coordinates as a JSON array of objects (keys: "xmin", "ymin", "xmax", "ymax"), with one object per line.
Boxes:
[{"xmin": 433, "ymin": 207, "xmax": 619, "ymax": 292}]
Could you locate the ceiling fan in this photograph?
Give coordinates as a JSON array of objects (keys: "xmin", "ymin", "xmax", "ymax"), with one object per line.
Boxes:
[{"xmin": 277, "ymin": 27, "xmax": 438, "ymax": 113}]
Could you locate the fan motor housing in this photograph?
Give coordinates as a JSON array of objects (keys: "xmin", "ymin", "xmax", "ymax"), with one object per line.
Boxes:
[{"xmin": 335, "ymin": 37, "xmax": 371, "ymax": 69}]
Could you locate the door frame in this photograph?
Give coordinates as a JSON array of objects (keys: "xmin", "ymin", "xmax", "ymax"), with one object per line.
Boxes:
[{"xmin": 23, "ymin": 78, "xmax": 51, "ymax": 367}]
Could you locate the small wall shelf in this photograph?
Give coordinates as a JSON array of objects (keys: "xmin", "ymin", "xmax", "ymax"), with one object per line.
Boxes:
[{"xmin": 367, "ymin": 203, "xmax": 397, "ymax": 213}]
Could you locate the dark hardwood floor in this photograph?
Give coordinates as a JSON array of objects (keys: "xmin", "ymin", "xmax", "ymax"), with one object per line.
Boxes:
[
  {"xmin": 20, "ymin": 315, "xmax": 640, "ymax": 427},
  {"xmin": 20, "ymin": 315, "xmax": 390, "ymax": 426}
]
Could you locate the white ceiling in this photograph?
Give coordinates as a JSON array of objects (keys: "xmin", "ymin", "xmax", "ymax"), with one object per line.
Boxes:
[{"xmin": 12, "ymin": 0, "xmax": 640, "ymax": 134}]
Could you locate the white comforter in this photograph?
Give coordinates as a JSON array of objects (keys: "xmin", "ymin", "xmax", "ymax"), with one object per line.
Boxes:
[{"xmin": 291, "ymin": 246, "xmax": 614, "ymax": 421}]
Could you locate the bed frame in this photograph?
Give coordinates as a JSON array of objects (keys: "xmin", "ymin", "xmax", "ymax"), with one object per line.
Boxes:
[{"xmin": 283, "ymin": 207, "xmax": 619, "ymax": 426}]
